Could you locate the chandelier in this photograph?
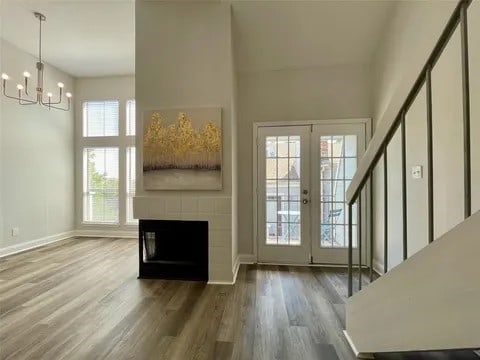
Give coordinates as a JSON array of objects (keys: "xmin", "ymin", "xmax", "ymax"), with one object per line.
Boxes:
[{"xmin": 1, "ymin": 12, "xmax": 72, "ymax": 111}]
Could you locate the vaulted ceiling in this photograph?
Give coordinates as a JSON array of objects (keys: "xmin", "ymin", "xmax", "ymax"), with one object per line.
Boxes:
[
  {"xmin": 1, "ymin": 0, "xmax": 135, "ymax": 77},
  {"xmin": 0, "ymin": 0, "xmax": 395, "ymax": 78}
]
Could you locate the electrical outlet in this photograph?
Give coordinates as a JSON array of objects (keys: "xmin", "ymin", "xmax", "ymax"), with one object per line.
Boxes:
[
  {"xmin": 11, "ymin": 227, "xmax": 20, "ymax": 237},
  {"xmin": 411, "ymin": 165, "xmax": 423, "ymax": 179}
]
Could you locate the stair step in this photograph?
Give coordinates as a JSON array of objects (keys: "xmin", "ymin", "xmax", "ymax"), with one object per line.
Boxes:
[{"xmin": 375, "ymin": 349, "xmax": 480, "ymax": 359}]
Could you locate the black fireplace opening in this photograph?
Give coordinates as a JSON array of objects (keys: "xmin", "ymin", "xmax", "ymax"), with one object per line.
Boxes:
[{"xmin": 138, "ymin": 219, "xmax": 208, "ymax": 281}]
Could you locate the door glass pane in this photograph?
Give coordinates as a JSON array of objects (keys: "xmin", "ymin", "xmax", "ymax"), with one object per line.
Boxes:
[
  {"xmin": 289, "ymin": 180, "xmax": 301, "ymax": 201},
  {"xmin": 277, "ymin": 136, "xmax": 289, "ymax": 157},
  {"xmin": 266, "ymin": 159, "xmax": 277, "ymax": 179},
  {"xmin": 332, "ymin": 225, "xmax": 345, "ymax": 247},
  {"xmin": 345, "ymin": 158, "xmax": 357, "ymax": 179},
  {"xmin": 320, "ymin": 134, "xmax": 358, "ymax": 248},
  {"xmin": 345, "ymin": 135, "xmax": 357, "ymax": 157},
  {"xmin": 265, "ymin": 135, "xmax": 302, "ymax": 246},
  {"xmin": 332, "ymin": 136, "xmax": 344, "ymax": 157}
]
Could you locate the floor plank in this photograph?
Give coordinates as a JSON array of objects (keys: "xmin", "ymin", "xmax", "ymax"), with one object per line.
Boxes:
[{"xmin": 0, "ymin": 238, "xmax": 360, "ymax": 360}]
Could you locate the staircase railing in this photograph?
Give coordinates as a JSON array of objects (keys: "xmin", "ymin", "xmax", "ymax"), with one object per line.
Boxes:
[{"xmin": 346, "ymin": 0, "xmax": 474, "ymax": 297}]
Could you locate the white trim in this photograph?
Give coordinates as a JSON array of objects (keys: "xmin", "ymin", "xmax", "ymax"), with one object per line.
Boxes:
[
  {"xmin": 75, "ymin": 229, "xmax": 137, "ymax": 238},
  {"xmin": 252, "ymin": 125, "xmax": 259, "ymax": 261},
  {"xmin": 258, "ymin": 262, "xmax": 370, "ymax": 268},
  {"xmin": 232, "ymin": 255, "xmax": 240, "ymax": 284},
  {"xmin": 207, "ymin": 280, "xmax": 236, "ymax": 285},
  {"xmin": 239, "ymin": 253, "xmax": 256, "ymax": 264},
  {"xmin": 254, "ymin": 118, "xmax": 371, "ymax": 128},
  {"xmin": 343, "ymin": 330, "xmax": 374, "ymax": 359},
  {"xmin": 0, "ymin": 231, "xmax": 76, "ymax": 258}
]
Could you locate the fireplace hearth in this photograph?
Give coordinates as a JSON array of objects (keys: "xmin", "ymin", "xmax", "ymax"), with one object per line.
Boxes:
[{"xmin": 138, "ymin": 219, "xmax": 208, "ymax": 281}]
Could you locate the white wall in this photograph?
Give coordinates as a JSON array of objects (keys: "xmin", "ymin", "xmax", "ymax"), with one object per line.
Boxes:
[
  {"xmin": 348, "ymin": 210, "xmax": 480, "ymax": 353},
  {"xmin": 134, "ymin": 2, "xmax": 237, "ymax": 283},
  {"xmin": 237, "ymin": 64, "xmax": 372, "ymax": 254},
  {"xmin": 370, "ymin": 0, "xmax": 480, "ymax": 272},
  {"xmin": 0, "ymin": 40, "xmax": 75, "ymax": 250},
  {"xmin": 74, "ymin": 76, "xmax": 135, "ymax": 234}
]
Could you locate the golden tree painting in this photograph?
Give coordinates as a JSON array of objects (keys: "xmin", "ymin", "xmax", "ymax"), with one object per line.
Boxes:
[{"xmin": 143, "ymin": 108, "xmax": 222, "ymax": 190}]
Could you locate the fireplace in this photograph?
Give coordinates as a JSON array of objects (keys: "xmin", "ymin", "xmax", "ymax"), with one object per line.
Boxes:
[{"xmin": 138, "ymin": 219, "xmax": 208, "ymax": 281}]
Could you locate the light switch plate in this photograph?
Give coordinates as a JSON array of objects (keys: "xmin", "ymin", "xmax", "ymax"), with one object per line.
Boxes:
[
  {"xmin": 11, "ymin": 227, "xmax": 20, "ymax": 236},
  {"xmin": 411, "ymin": 165, "xmax": 423, "ymax": 179}
]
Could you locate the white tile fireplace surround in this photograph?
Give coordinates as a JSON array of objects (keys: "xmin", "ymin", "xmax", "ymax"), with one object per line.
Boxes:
[{"xmin": 133, "ymin": 196, "xmax": 235, "ymax": 284}]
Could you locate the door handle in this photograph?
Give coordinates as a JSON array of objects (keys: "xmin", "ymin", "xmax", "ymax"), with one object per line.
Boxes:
[{"xmin": 302, "ymin": 199, "xmax": 309, "ymax": 204}]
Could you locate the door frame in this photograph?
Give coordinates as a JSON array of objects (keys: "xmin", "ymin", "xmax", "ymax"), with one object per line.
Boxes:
[{"xmin": 253, "ymin": 118, "xmax": 372, "ymax": 265}]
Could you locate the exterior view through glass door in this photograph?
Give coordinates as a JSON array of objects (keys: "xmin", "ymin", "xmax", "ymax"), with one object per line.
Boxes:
[{"xmin": 257, "ymin": 122, "xmax": 366, "ymax": 265}]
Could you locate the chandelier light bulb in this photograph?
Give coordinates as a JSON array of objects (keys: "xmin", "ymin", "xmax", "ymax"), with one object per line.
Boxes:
[
  {"xmin": 57, "ymin": 82, "xmax": 64, "ymax": 88},
  {"xmin": 1, "ymin": 73, "xmax": 9, "ymax": 80},
  {"xmin": 66, "ymin": 92, "xmax": 72, "ymax": 98},
  {"xmin": 23, "ymin": 71, "xmax": 31, "ymax": 78},
  {"xmin": 47, "ymin": 92, "xmax": 53, "ymax": 98},
  {"xmin": 17, "ymin": 84, "xmax": 24, "ymax": 90}
]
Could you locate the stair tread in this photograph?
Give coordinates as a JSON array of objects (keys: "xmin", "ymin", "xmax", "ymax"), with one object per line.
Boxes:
[{"xmin": 375, "ymin": 349, "xmax": 480, "ymax": 360}]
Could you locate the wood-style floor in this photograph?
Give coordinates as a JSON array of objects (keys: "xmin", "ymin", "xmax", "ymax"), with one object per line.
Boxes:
[
  {"xmin": 0, "ymin": 237, "xmax": 360, "ymax": 360},
  {"xmin": 2, "ymin": 238, "xmax": 476, "ymax": 360}
]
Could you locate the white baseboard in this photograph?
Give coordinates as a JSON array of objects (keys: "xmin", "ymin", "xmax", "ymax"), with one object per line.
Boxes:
[
  {"xmin": 75, "ymin": 229, "xmax": 137, "ymax": 238},
  {"xmin": 0, "ymin": 230, "xmax": 76, "ymax": 258},
  {"xmin": 232, "ymin": 255, "xmax": 240, "ymax": 284},
  {"xmin": 238, "ymin": 253, "xmax": 256, "ymax": 264},
  {"xmin": 343, "ymin": 330, "xmax": 374, "ymax": 359}
]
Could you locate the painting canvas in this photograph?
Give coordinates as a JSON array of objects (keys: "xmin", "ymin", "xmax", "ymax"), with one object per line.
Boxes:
[{"xmin": 143, "ymin": 107, "xmax": 222, "ymax": 190}]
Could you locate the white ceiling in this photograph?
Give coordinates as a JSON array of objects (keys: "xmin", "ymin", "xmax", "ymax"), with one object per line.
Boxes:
[
  {"xmin": 232, "ymin": 1, "xmax": 395, "ymax": 73},
  {"xmin": 1, "ymin": 0, "xmax": 135, "ymax": 78},
  {"xmin": 0, "ymin": 0, "xmax": 394, "ymax": 78}
]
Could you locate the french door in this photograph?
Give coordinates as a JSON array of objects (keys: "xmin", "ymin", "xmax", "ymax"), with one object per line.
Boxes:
[{"xmin": 257, "ymin": 122, "xmax": 366, "ymax": 265}]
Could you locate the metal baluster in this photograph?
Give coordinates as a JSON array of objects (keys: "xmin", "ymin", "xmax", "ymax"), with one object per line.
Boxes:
[
  {"xmin": 460, "ymin": 1, "xmax": 472, "ymax": 219},
  {"xmin": 383, "ymin": 147, "xmax": 388, "ymax": 273},
  {"xmin": 426, "ymin": 67, "xmax": 434, "ymax": 244},
  {"xmin": 358, "ymin": 193, "xmax": 362, "ymax": 290},
  {"xmin": 401, "ymin": 111, "xmax": 408, "ymax": 261},
  {"xmin": 348, "ymin": 201, "xmax": 353, "ymax": 297}
]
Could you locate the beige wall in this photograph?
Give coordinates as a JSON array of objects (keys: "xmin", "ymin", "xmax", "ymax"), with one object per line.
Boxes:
[
  {"xmin": 370, "ymin": 0, "xmax": 480, "ymax": 272},
  {"xmin": 0, "ymin": 40, "xmax": 75, "ymax": 250},
  {"xmin": 134, "ymin": 2, "xmax": 237, "ymax": 282},
  {"xmin": 237, "ymin": 64, "xmax": 372, "ymax": 254}
]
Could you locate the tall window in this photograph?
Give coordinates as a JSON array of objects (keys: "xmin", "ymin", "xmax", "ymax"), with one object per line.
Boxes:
[
  {"xmin": 83, "ymin": 148, "xmax": 119, "ymax": 223},
  {"xmin": 81, "ymin": 100, "xmax": 136, "ymax": 226},
  {"xmin": 126, "ymin": 100, "xmax": 136, "ymax": 136},
  {"xmin": 83, "ymin": 101, "xmax": 119, "ymax": 137},
  {"xmin": 126, "ymin": 147, "xmax": 136, "ymax": 224}
]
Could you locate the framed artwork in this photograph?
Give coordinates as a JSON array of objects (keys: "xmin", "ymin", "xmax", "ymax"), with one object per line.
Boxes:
[{"xmin": 143, "ymin": 107, "xmax": 222, "ymax": 190}]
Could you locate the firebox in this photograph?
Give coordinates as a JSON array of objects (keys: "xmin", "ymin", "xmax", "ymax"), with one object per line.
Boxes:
[{"xmin": 138, "ymin": 219, "xmax": 208, "ymax": 281}]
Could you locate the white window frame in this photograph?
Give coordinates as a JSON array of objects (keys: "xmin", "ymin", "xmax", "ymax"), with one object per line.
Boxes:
[{"xmin": 76, "ymin": 98, "xmax": 136, "ymax": 230}]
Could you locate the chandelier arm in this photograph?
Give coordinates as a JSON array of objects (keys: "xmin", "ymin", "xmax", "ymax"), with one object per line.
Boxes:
[
  {"xmin": 42, "ymin": 93, "xmax": 63, "ymax": 105},
  {"xmin": 2, "ymin": 87, "xmax": 38, "ymax": 104},
  {"xmin": 44, "ymin": 102, "xmax": 71, "ymax": 111}
]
